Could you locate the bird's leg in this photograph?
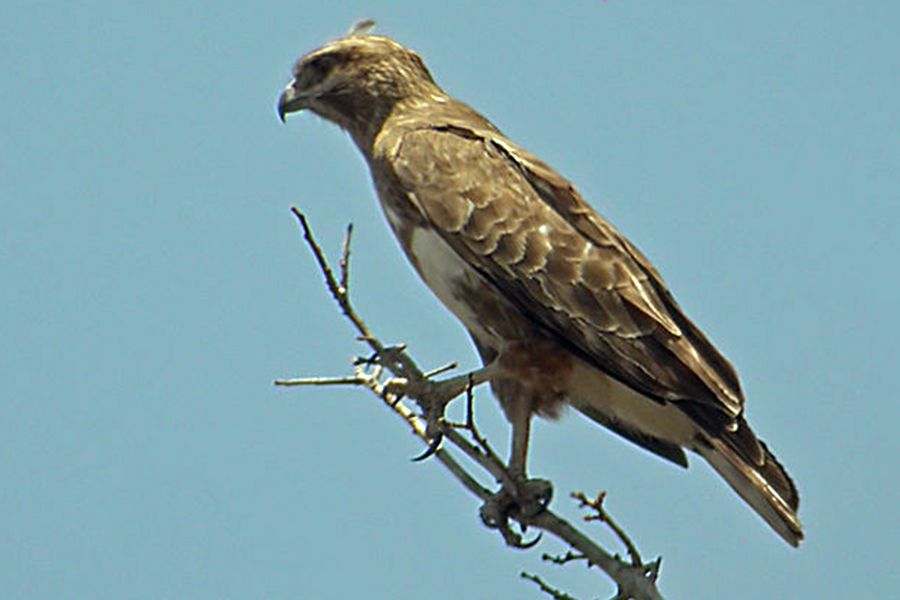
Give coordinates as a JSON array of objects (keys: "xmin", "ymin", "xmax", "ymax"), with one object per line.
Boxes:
[
  {"xmin": 506, "ymin": 401, "xmax": 553, "ymax": 516},
  {"xmin": 480, "ymin": 398, "xmax": 552, "ymax": 544},
  {"xmin": 508, "ymin": 400, "xmax": 531, "ymax": 478}
]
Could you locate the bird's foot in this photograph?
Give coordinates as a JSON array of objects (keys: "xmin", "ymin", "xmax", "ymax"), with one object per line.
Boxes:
[
  {"xmin": 376, "ymin": 349, "xmax": 497, "ymax": 460},
  {"xmin": 409, "ymin": 376, "xmax": 474, "ymax": 461},
  {"xmin": 479, "ymin": 478, "xmax": 552, "ymax": 548},
  {"xmin": 384, "ymin": 371, "xmax": 481, "ymax": 461}
]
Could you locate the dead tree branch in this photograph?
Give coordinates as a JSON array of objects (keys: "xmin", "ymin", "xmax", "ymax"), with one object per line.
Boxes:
[{"xmin": 276, "ymin": 207, "xmax": 666, "ymax": 600}]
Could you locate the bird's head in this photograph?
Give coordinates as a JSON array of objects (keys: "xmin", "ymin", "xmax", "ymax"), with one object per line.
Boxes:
[{"xmin": 278, "ymin": 21, "xmax": 439, "ymax": 138}]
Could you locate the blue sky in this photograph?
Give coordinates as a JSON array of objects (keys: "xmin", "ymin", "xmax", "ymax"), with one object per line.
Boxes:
[{"xmin": 2, "ymin": 2, "xmax": 898, "ymax": 598}]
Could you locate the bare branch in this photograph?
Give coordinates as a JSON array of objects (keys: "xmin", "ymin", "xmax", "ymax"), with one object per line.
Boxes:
[{"xmin": 280, "ymin": 208, "xmax": 667, "ymax": 600}]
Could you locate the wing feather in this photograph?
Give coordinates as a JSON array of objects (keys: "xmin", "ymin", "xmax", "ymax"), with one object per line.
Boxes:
[{"xmin": 390, "ymin": 125, "xmax": 744, "ymax": 423}]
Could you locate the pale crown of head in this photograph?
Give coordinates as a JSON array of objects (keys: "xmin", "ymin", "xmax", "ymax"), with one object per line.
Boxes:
[{"xmin": 278, "ymin": 20, "xmax": 439, "ymax": 134}]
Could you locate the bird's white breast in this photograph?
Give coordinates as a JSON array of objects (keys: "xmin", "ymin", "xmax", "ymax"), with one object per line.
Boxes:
[
  {"xmin": 379, "ymin": 199, "xmax": 499, "ymax": 342},
  {"xmin": 408, "ymin": 226, "xmax": 493, "ymax": 335}
]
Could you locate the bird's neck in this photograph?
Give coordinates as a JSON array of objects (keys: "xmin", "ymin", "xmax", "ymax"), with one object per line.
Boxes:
[{"xmin": 346, "ymin": 93, "xmax": 454, "ymax": 157}]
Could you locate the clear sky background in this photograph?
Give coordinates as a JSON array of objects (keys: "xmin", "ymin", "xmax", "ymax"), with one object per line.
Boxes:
[{"xmin": 3, "ymin": 2, "xmax": 898, "ymax": 599}]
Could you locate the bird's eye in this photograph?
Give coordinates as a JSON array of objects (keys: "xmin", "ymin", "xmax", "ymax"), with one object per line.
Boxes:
[{"xmin": 306, "ymin": 54, "xmax": 337, "ymax": 80}]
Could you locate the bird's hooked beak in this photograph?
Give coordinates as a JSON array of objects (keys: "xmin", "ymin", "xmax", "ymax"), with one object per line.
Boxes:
[{"xmin": 277, "ymin": 81, "xmax": 306, "ymax": 123}]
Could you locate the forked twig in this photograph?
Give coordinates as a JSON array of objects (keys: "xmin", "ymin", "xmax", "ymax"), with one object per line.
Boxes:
[{"xmin": 573, "ymin": 491, "xmax": 643, "ymax": 568}]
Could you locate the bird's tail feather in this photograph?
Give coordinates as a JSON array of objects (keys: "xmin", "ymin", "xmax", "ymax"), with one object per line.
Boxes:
[{"xmin": 697, "ymin": 424, "xmax": 803, "ymax": 546}]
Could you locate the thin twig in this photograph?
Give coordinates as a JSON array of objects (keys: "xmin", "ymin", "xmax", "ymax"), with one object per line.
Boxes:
[
  {"xmin": 274, "ymin": 376, "xmax": 368, "ymax": 387},
  {"xmin": 521, "ymin": 572, "xmax": 579, "ymax": 600},
  {"xmin": 423, "ymin": 361, "xmax": 458, "ymax": 379},
  {"xmin": 542, "ymin": 550, "xmax": 587, "ymax": 566},
  {"xmin": 339, "ymin": 223, "xmax": 353, "ymax": 294}
]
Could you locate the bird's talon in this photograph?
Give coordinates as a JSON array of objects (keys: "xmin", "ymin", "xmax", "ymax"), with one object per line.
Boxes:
[
  {"xmin": 514, "ymin": 531, "xmax": 542, "ymax": 549},
  {"xmin": 494, "ymin": 519, "xmax": 542, "ymax": 549},
  {"xmin": 411, "ymin": 432, "xmax": 443, "ymax": 462}
]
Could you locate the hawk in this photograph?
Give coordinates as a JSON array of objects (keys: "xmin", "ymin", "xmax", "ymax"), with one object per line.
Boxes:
[{"xmin": 278, "ymin": 23, "xmax": 802, "ymax": 546}]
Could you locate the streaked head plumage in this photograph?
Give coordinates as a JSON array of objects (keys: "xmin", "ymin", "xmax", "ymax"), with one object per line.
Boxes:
[{"xmin": 278, "ymin": 21, "xmax": 436, "ymax": 129}]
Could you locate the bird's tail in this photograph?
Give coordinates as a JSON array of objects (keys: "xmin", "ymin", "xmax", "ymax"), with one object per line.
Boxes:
[{"xmin": 696, "ymin": 419, "xmax": 803, "ymax": 546}]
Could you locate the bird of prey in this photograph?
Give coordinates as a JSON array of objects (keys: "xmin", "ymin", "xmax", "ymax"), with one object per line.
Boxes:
[{"xmin": 278, "ymin": 23, "xmax": 802, "ymax": 546}]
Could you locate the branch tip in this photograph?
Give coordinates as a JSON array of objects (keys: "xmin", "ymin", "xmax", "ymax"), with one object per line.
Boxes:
[{"xmin": 521, "ymin": 572, "xmax": 578, "ymax": 600}]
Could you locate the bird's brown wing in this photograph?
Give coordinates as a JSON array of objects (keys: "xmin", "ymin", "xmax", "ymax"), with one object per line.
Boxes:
[{"xmin": 389, "ymin": 124, "xmax": 744, "ymax": 426}]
